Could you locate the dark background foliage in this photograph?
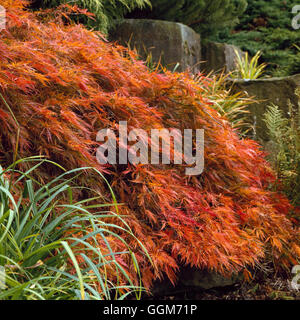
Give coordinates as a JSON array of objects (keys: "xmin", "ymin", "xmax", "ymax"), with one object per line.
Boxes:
[{"xmin": 211, "ymin": 0, "xmax": 300, "ymax": 76}]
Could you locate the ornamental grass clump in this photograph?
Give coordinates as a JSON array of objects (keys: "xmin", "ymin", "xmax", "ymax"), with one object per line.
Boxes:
[
  {"xmin": 0, "ymin": 158, "xmax": 147, "ymax": 300},
  {"xmin": 232, "ymin": 50, "xmax": 267, "ymax": 80}
]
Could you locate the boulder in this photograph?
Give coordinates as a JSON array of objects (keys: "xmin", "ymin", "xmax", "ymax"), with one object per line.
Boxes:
[
  {"xmin": 201, "ymin": 41, "xmax": 245, "ymax": 74},
  {"xmin": 229, "ymin": 74, "xmax": 300, "ymax": 143},
  {"xmin": 109, "ymin": 19, "xmax": 201, "ymax": 73},
  {"xmin": 178, "ymin": 267, "xmax": 242, "ymax": 290},
  {"xmin": 151, "ymin": 267, "xmax": 242, "ymax": 297}
]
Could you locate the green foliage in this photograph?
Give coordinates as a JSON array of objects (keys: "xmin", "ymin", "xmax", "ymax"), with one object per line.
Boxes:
[
  {"xmin": 0, "ymin": 158, "xmax": 147, "ymax": 300},
  {"xmin": 218, "ymin": 0, "xmax": 300, "ymax": 77},
  {"xmin": 231, "ymin": 50, "xmax": 267, "ymax": 79},
  {"xmin": 263, "ymin": 93, "xmax": 300, "ymax": 208},
  {"xmin": 200, "ymin": 72, "xmax": 254, "ymax": 135},
  {"xmin": 126, "ymin": 0, "xmax": 247, "ymax": 37},
  {"xmin": 30, "ymin": 0, "xmax": 151, "ymax": 33}
]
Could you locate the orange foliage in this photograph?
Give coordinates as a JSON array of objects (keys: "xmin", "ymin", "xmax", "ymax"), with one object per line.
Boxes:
[{"xmin": 0, "ymin": 1, "xmax": 299, "ymax": 290}]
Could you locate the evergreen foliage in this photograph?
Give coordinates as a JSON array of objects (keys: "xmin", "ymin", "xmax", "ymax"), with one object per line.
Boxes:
[{"xmin": 218, "ymin": 0, "xmax": 300, "ymax": 76}]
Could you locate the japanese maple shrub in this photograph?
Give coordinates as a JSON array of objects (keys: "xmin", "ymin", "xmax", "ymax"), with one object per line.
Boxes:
[{"xmin": 0, "ymin": 1, "xmax": 299, "ymax": 289}]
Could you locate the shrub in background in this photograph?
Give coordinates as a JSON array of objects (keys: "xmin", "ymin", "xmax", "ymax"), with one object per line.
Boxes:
[
  {"xmin": 0, "ymin": 1, "xmax": 299, "ymax": 290},
  {"xmin": 218, "ymin": 0, "xmax": 300, "ymax": 76}
]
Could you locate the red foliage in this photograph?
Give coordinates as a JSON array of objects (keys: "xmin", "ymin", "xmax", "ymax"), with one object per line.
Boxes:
[{"xmin": 0, "ymin": 1, "xmax": 299, "ymax": 289}]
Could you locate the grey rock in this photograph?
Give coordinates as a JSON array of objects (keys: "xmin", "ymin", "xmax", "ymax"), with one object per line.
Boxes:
[
  {"xmin": 109, "ymin": 19, "xmax": 201, "ymax": 73},
  {"xmin": 229, "ymin": 74, "xmax": 300, "ymax": 143},
  {"xmin": 201, "ymin": 41, "xmax": 245, "ymax": 73}
]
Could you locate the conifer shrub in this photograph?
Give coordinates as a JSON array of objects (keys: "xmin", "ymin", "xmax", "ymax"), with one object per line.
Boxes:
[
  {"xmin": 0, "ymin": 1, "xmax": 299, "ymax": 290},
  {"xmin": 218, "ymin": 0, "xmax": 300, "ymax": 76}
]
